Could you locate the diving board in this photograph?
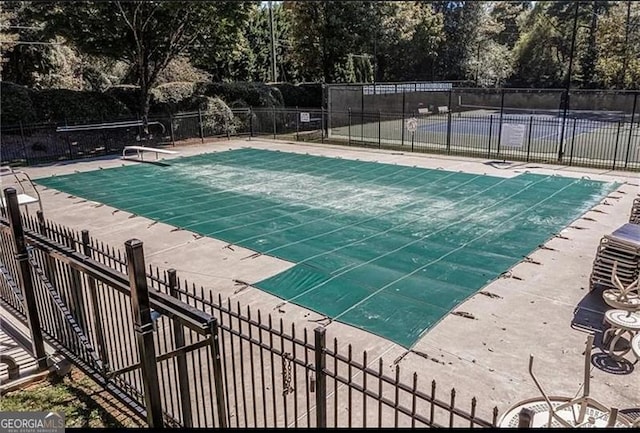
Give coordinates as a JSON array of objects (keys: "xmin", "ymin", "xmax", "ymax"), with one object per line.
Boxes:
[{"xmin": 122, "ymin": 146, "xmax": 179, "ymax": 161}]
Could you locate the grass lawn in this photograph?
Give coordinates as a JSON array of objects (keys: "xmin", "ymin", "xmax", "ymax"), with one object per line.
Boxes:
[{"xmin": 1, "ymin": 369, "xmax": 145, "ymax": 428}]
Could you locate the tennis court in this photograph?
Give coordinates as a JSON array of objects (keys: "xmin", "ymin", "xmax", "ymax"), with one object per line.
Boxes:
[
  {"xmin": 422, "ymin": 112, "xmax": 604, "ymax": 140},
  {"xmin": 36, "ymin": 148, "xmax": 619, "ymax": 348}
]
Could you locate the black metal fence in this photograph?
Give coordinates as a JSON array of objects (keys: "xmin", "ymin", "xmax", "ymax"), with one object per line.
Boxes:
[
  {"xmin": 0, "ymin": 188, "xmax": 498, "ymax": 428},
  {"xmin": 326, "ymin": 87, "xmax": 640, "ymax": 171},
  {"xmin": 2, "ymin": 101, "xmax": 639, "ymax": 172},
  {"xmin": 327, "ymin": 107, "xmax": 640, "ymax": 171}
]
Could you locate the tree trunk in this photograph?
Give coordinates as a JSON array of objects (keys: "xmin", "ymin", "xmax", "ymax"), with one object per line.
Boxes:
[{"xmin": 138, "ymin": 55, "xmax": 151, "ymax": 140}]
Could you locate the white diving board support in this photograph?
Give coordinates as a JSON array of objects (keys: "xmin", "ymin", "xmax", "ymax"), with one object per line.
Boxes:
[
  {"xmin": 122, "ymin": 146, "xmax": 179, "ymax": 161},
  {"xmin": 0, "ymin": 166, "xmax": 43, "ymax": 214}
]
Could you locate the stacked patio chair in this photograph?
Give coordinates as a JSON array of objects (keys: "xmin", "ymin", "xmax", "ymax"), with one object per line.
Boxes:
[
  {"xmin": 630, "ymin": 197, "xmax": 640, "ymax": 225},
  {"xmin": 589, "ymin": 223, "xmax": 640, "ymax": 292}
]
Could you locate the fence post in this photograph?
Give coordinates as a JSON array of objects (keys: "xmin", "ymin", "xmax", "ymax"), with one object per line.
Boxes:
[
  {"xmin": 487, "ymin": 115, "xmax": 493, "ymax": 158},
  {"xmin": 198, "ymin": 109, "xmax": 204, "ymax": 143},
  {"xmin": 273, "ymin": 106, "xmax": 277, "ymax": 139},
  {"xmin": 446, "ymin": 90, "xmax": 453, "ymax": 154},
  {"xmin": 314, "ymin": 327, "xmax": 327, "ymax": 428},
  {"xmin": 81, "ymin": 230, "xmax": 109, "ymax": 373},
  {"xmin": 208, "ymin": 317, "xmax": 228, "ymax": 428},
  {"xmin": 4, "ymin": 188, "xmax": 48, "ymax": 370},
  {"xmin": 361, "ymin": 87, "xmax": 365, "ymax": 144},
  {"xmin": 296, "ymin": 106, "xmax": 300, "ymax": 141},
  {"xmin": 348, "ymin": 108, "xmax": 352, "ymax": 146},
  {"xmin": 569, "ymin": 118, "xmax": 577, "ymax": 166},
  {"xmin": 526, "ymin": 116, "xmax": 534, "ymax": 162},
  {"xmin": 624, "ymin": 92, "xmax": 637, "ymax": 169},
  {"xmin": 19, "ymin": 120, "xmax": 28, "ymax": 164},
  {"xmin": 557, "ymin": 90, "xmax": 569, "ymax": 162},
  {"xmin": 378, "ymin": 110, "xmax": 381, "ymax": 149},
  {"xmin": 497, "ymin": 90, "xmax": 505, "ymax": 157},
  {"xmin": 249, "ymin": 108, "xmax": 254, "ymax": 140},
  {"xmin": 401, "ymin": 91, "xmax": 406, "ymax": 146},
  {"xmin": 167, "ymin": 269, "xmax": 193, "ymax": 428},
  {"xmin": 321, "ymin": 107, "xmax": 325, "ymax": 143},
  {"xmin": 612, "ymin": 121, "xmax": 622, "ymax": 171},
  {"xmin": 124, "ymin": 239, "xmax": 164, "ymax": 428},
  {"xmin": 169, "ymin": 113, "xmax": 175, "ymax": 147}
]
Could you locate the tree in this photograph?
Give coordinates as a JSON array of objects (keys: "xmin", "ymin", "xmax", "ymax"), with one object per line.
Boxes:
[
  {"xmin": 491, "ymin": 1, "xmax": 532, "ymax": 48},
  {"xmin": 432, "ymin": 1, "xmax": 484, "ymax": 81},
  {"xmin": 596, "ymin": 0, "xmax": 640, "ymax": 89},
  {"xmin": 241, "ymin": 3, "xmax": 299, "ymax": 83},
  {"xmin": 377, "ymin": 1, "xmax": 444, "ymax": 81},
  {"xmin": 0, "ymin": 2, "xmax": 83, "ymax": 89},
  {"xmin": 288, "ymin": 1, "xmax": 381, "ymax": 83},
  {"xmin": 464, "ymin": 2, "xmax": 511, "ymax": 87},
  {"xmin": 511, "ymin": 4, "xmax": 563, "ymax": 88},
  {"xmin": 49, "ymin": 1, "xmax": 252, "ymax": 134}
]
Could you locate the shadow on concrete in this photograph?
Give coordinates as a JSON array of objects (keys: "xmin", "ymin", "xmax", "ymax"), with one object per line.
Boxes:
[
  {"xmin": 591, "ymin": 352, "xmax": 635, "ymax": 375},
  {"xmin": 573, "ymin": 287, "xmax": 637, "ymax": 375},
  {"xmin": 620, "ymin": 407, "xmax": 640, "ymax": 425},
  {"xmin": 571, "ymin": 287, "xmax": 608, "ymax": 338}
]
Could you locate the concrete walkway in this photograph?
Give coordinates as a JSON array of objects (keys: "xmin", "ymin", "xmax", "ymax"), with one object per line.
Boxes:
[{"xmin": 12, "ymin": 138, "xmax": 640, "ymax": 421}]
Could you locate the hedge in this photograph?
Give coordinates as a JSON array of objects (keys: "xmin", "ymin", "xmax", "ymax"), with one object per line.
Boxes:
[
  {"xmin": 149, "ymin": 81, "xmax": 197, "ymax": 114},
  {"xmin": 105, "ymin": 85, "xmax": 140, "ymax": 115},
  {"xmin": 1, "ymin": 82, "xmax": 37, "ymax": 125},
  {"xmin": 271, "ymin": 83, "xmax": 322, "ymax": 108},
  {"xmin": 1, "ymin": 82, "xmax": 132, "ymax": 125},
  {"xmin": 196, "ymin": 82, "xmax": 284, "ymax": 108},
  {"xmin": 188, "ymin": 96, "xmax": 236, "ymax": 135},
  {"xmin": 32, "ymin": 89, "xmax": 131, "ymax": 123}
]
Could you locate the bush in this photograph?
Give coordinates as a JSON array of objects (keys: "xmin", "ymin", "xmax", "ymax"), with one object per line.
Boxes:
[
  {"xmin": 299, "ymin": 83, "xmax": 323, "ymax": 107},
  {"xmin": 271, "ymin": 83, "xmax": 322, "ymax": 108},
  {"xmin": 150, "ymin": 81, "xmax": 196, "ymax": 114},
  {"xmin": 0, "ymin": 82, "xmax": 37, "ymax": 125},
  {"xmin": 32, "ymin": 89, "xmax": 131, "ymax": 123},
  {"xmin": 181, "ymin": 96, "xmax": 235, "ymax": 135},
  {"xmin": 195, "ymin": 82, "xmax": 284, "ymax": 108},
  {"xmin": 105, "ymin": 85, "xmax": 141, "ymax": 115}
]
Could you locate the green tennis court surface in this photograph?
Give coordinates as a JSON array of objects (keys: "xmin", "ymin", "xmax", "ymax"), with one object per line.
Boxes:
[{"xmin": 36, "ymin": 148, "xmax": 618, "ymax": 348}]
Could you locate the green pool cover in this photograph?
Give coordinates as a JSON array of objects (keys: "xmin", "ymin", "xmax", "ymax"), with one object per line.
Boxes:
[{"xmin": 37, "ymin": 148, "xmax": 618, "ymax": 348}]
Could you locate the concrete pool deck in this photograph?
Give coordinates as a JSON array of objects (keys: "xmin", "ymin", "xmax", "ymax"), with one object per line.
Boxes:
[{"xmin": 11, "ymin": 137, "xmax": 640, "ymax": 422}]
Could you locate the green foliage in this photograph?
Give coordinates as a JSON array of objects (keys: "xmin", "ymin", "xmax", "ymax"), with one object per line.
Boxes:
[
  {"xmin": 32, "ymin": 89, "xmax": 131, "ymax": 123},
  {"xmin": 491, "ymin": 1, "xmax": 532, "ymax": 48},
  {"xmin": 1, "ymin": 374, "xmax": 140, "ymax": 428},
  {"xmin": 270, "ymin": 82, "xmax": 322, "ymax": 108},
  {"xmin": 150, "ymin": 82, "xmax": 197, "ymax": 114},
  {"xmin": 298, "ymin": 83, "xmax": 323, "ymax": 107},
  {"xmin": 48, "ymin": 2, "xmax": 253, "ymax": 120},
  {"xmin": 596, "ymin": 1, "xmax": 640, "ymax": 89},
  {"xmin": 433, "ymin": 1, "xmax": 484, "ymax": 81},
  {"xmin": 4, "ymin": 0, "xmax": 640, "ymax": 97},
  {"xmin": 155, "ymin": 56, "xmax": 211, "ymax": 86},
  {"xmin": 105, "ymin": 85, "xmax": 141, "ymax": 115},
  {"xmin": 0, "ymin": 82, "xmax": 36, "ymax": 125},
  {"xmin": 378, "ymin": 2, "xmax": 444, "ymax": 81},
  {"xmin": 182, "ymin": 96, "xmax": 235, "ymax": 135},
  {"xmin": 289, "ymin": 1, "xmax": 381, "ymax": 83},
  {"xmin": 197, "ymin": 82, "xmax": 284, "ymax": 108},
  {"xmin": 511, "ymin": 8, "xmax": 563, "ymax": 87}
]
